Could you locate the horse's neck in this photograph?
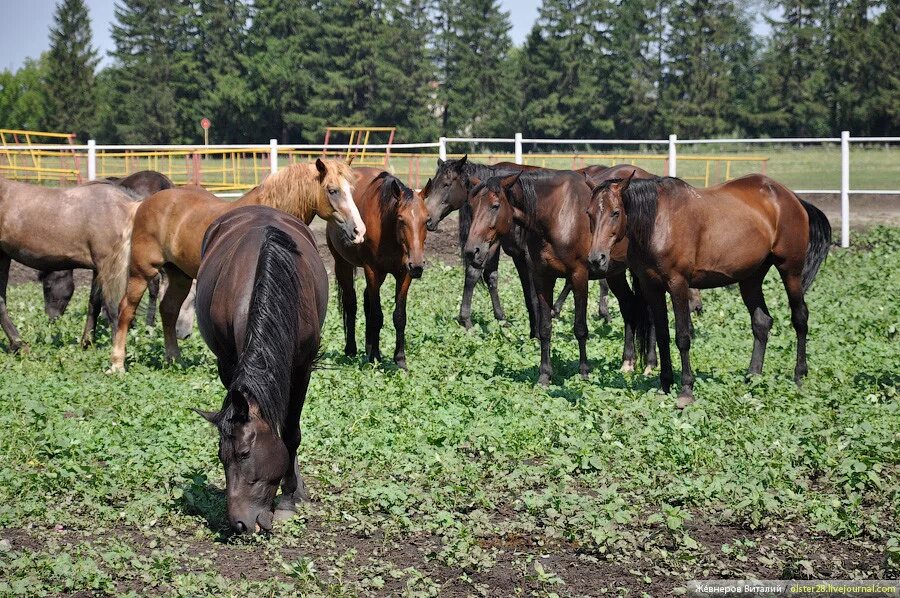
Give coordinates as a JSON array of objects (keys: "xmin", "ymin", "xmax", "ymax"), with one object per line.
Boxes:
[{"xmin": 236, "ymin": 185, "xmax": 322, "ymax": 224}]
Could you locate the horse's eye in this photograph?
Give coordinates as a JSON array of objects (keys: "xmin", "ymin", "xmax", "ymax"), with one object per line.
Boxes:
[
  {"xmin": 328, "ymin": 188, "xmax": 338, "ymax": 195},
  {"xmin": 491, "ymin": 203, "xmax": 499, "ymax": 211},
  {"xmin": 612, "ymin": 210, "xmax": 620, "ymax": 217},
  {"xmin": 238, "ymin": 450, "xmax": 251, "ymax": 461}
]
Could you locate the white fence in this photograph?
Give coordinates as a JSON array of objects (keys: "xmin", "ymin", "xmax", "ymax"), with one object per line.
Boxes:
[{"xmin": 5, "ymin": 133, "xmax": 899, "ymax": 248}]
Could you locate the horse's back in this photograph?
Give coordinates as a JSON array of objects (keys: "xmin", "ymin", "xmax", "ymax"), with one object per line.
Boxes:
[{"xmin": 196, "ymin": 206, "xmax": 328, "ymax": 365}]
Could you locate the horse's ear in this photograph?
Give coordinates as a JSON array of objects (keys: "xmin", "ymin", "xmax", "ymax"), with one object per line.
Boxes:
[
  {"xmin": 467, "ymin": 176, "xmax": 481, "ymax": 189},
  {"xmin": 501, "ymin": 171, "xmax": 522, "ymax": 192},
  {"xmin": 315, "ymin": 158, "xmax": 328, "ymax": 181},
  {"xmin": 583, "ymin": 173, "xmax": 597, "ymax": 191},
  {"xmin": 456, "ymin": 154, "xmax": 468, "ymax": 170},
  {"xmin": 620, "ymin": 170, "xmax": 636, "ymax": 193},
  {"xmin": 390, "ymin": 178, "xmax": 403, "ymax": 200},
  {"xmin": 437, "ymin": 158, "xmax": 444, "ymax": 168},
  {"xmin": 228, "ymin": 388, "xmax": 250, "ymax": 423},
  {"xmin": 191, "ymin": 408, "xmax": 219, "ymax": 426}
]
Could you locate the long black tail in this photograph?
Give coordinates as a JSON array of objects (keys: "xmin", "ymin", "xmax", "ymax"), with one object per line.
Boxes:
[
  {"xmin": 631, "ymin": 273, "xmax": 654, "ymax": 368},
  {"xmin": 232, "ymin": 225, "xmax": 301, "ymax": 429},
  {"xmin": 799, "ymin": 199, "xmax": 832, "ymax": 293}
]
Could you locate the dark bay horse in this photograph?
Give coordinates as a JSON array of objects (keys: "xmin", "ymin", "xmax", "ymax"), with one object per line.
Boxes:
[
  {"xmin": 328, "ymin": 170, "xmax": 428, "ymax": 369},
  {"xmin": 465, "ymin": 170, "xmax": 654, "ymax": 385},
  {"xmin": 588, "ymin": 174, "xmax": 831, "ymax": 408},
  {"xmin": 194, "ymin": 205, "xmax": 328, "ymax": 534},
  {"xmin": 0, "ymin": 176, "xmax": 139, "ymax": 352},
  {"xmin": 40, "ymin": 170, "xmax": 174, "ymax": 324},
  {"xmin": 109, "ymin": 159, "xmax": 360, "ymax": 373}
]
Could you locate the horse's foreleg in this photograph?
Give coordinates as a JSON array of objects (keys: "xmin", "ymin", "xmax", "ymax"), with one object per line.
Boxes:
[
  {"xmin": 779, "ymin": 270, "xmax": 809, "ymax": 384},
  {"xmin": 483, "ymin": 245, "xmax": 506, "ymax": 323},
  {"xmin": 0, "ymin": 253, "xmax": 25, "ymax": 353},
  {"xmin": 644, "ymin": 282, "xmax": 672, "ymax": 394},
  {"xmin": 145, "ymin": 274, "xmax": 160, "ymax": 327},
  {"xmin": 363, "ymin": 267, "xmax": 385, "ymax": 363},
  {"xmin": 457, "ymin": 261, "xmax": 481, "ymax": 330},
  {"xmin": 739, "ymin": 273, "xmax": 773, "ymax": 378},
  {"xmin": 511, "ymin": 251, "xmax": 538, "ymax": 338},
  {"xmin": 109, "ymin": 272, "xmax": 151, "ymax": 372},
  {"xmin": 174, "ymin": 281, "xmax": 196, "ymax": 339},
  {"xmin": 80, "ymin": 272, "xmax": 104, "ymax": 349},
  {"xmin": 571, "ymin": 270, "xmax": 590, "ymax": 380},
  {"xmin": 535, "ymin": 273, "xmax": 556, "ymax": 386},
  {"xmin": 334, "ymin": 257, "xmax": 357, "ymax": 357},
  {"xmin": 392, "ymin": 273, "xmax": 413, "ymax": 369},
  {"xmin": 669, "ymin": 280, "xmax": 696, "ymax": 408},
  {"xmin": 597, "ymin": 279, "xmax": 611, "ymax": 322},
  {"xmin": 159, "ymin": 267, "xmax": 192, "ymax": 365},
  {"xmin": 552, "ymin": 280, "xmax": 571, "ymax": 318},
  {"xmin": 606, "ymin": 272, "xmax": 636, "ymax": 372},
  {"xmin": 276, "ymin": 370, "xmax": 312, "ymax": 522}
]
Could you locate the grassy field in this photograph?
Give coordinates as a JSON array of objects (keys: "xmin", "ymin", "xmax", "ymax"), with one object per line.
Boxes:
[
  {"xmin": 0, "ymin": 228, "xmax": 898, "ymax": 596},
  {"xmin": 3, "ymin": 145, "xmax": 898, "ymax": 193}
]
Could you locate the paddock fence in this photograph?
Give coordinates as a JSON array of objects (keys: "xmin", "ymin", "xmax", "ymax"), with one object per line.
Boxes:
[{"xmin": 1, "ymin": 133, "xmax": 897, "ymax": 248}]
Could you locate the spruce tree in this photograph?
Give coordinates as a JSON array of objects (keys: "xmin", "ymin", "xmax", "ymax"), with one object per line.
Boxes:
[{"xmin": 44, "ymin": 0, "xmax": 99, "ymax": 139}]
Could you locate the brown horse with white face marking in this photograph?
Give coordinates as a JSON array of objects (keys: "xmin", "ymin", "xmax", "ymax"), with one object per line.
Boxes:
[
  {"xmin": 109, "ymin": 158, "xmax": 361, "ymax": 372},
  {"xmin": 194, "ymin": 205, "xmax": 328, "ymax": 534},
  {"xmin": 0, "ymin": 176, "xmax": 140, "ymax": 352},
  {"xmin": 588, "ymin": 174, "xmax": 831, "ymax": 408},
  {"xmin": 328, "ymin": 170, "xmax": 428, "ymax": 369}
]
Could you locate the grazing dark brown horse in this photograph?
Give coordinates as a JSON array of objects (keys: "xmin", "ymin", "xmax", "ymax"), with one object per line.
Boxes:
[
  {"xmin": 40, "ymin": 170, "xmax": 174, "ymax": 324},
  {"xmin": 109, "ymin": 159, "xmax": 360, "ymax": 373},
  {"xmin": 0, "ymin": 176, "xmax": 139, "ymax": 352},
  {"xmin": 328, "ymin": 170, "xmax": 428, "ymax": 369},
  {"xmin": 194, "ymin": 205, "xmax": 328, "ymax": 534},
  {"xmin": 465, "ymin": 170, "xmax": 655, "ymax": 385},
  {"xmin": 588, "ymin": 174, "xmax": 831, "ymax": 408}
]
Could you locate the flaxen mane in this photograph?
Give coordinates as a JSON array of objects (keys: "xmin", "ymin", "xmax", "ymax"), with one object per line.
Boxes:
[{"xmin": 253, "ymin": 160, "xmax": 355, "ymax": 218}]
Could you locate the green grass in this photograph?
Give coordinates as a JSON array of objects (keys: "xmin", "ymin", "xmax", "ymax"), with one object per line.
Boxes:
[
  {"xmin": 0, "ymin": 228, "xmax": 898, "ymax": 595},
  {"xmin": 4, "ymin": 145, "xmax": 899, "ymax": 192}
]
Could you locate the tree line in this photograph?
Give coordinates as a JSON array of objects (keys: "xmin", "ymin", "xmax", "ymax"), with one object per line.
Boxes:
[{"xmin": 0, "ymin": 0, "xmax": 896, "ymax": 144}]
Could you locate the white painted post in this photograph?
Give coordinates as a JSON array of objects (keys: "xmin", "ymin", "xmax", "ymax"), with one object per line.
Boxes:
[
  {"xmin": 87, "ymin": 139, "xmax": 96, "ymax": 180},
  {"xmin": 514, "ymin": 132, "xmax": 523, "ymax": 165},
  {"xmin": 269, "ymin": 139, "xmax": 278, "ymax": 175},
  {"xmin": 439, "ymin": 136, "xmax": 447, "ymax": 161},
  {"xmin": 668, "ymin": 134, "xmax": 677, "ymax": 177},
  {"xmin": 840, "ymin": 130, "xmax": 850, "ymax": 248}
]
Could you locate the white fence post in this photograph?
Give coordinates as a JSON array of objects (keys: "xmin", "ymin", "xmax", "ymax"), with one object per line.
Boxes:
[
  {"xmin": 269, "ymin": 139, "xmax": 278, "ymax": 175},
  {"xmin": 87, "ymin": 139, "xmax": 96, "ymax": 180},
  {"xmin": 438, "ymin": 137, "xmax": 447, "ymax": 161},
  {"xmin": 840, "ymin": 130, "xmax": 850, "ymax": 248},
  {"xmin": 514, "ymin": 133, "xmax": 523, "ymax": 165},
  {"xmin": 668, "ymin": 134, "xmax": 677, "ymax": 177}
]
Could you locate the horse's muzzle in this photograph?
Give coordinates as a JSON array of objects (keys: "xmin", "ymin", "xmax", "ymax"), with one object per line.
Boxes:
[
  {"xmin": 407, "ymin": 263, "xmax": 424, "ymax": 279},
  {"xmin": 425, "ymin": 217, "xmax": 439, "ymax": 232},
  {"xmin": 588, "ymin": 252, "xmax": 610, "ymax": 274}
]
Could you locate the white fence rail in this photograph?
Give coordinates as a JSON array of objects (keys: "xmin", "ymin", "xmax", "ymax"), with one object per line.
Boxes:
[{"xmin": 3, "ymin": 133, "xmax": 897, "ymax": 248}]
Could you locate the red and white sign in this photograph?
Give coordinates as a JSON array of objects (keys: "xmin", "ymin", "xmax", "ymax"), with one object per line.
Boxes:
[{"xmin": 200, "ymin": 118, "xmax": 211, "ymax": 130}]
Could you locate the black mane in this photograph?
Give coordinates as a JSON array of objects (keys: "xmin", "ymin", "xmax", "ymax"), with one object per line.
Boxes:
[
  {"xmin": 603, "ymin": 176, "xmax": 689, "ymax": 258},
  {"xmin": 216, "ymin": 226, "xmax": 300, "ymax": 436}
]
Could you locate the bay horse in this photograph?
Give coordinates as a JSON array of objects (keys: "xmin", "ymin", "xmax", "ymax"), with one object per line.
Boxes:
[
  {"xmin": 109, "ymin": 158, "xmax": 361, "ymax": 373},
  {"xmin": 464, "ymin": 169, "xmax": 655, "ymax": 385},
  {"xmin": 424, "ymin": 157, "xmax": 632, "ymax": 336},
  {"xmin": 40, "ymin": 170, "xmax": 174, "ymax": 324},
  {"xmin": 0, "ymin": 176, "xmax": 139, "ymax": 352},
  {"xmin": 587, "ymin": 173, "xmax": 831, "ymax": 408},
  {"xmin": 194, "ymin": 205, "xmax": 328, "ymax": 534},
  {"xmin": 328, "ymin": 169, "xmax": 428, "ymax": 369}
]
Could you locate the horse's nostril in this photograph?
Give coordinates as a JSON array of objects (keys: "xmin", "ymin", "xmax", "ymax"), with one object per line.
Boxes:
[{"xmin": 234, "ymin": 520, "xmax": 247, "ymax": 533}]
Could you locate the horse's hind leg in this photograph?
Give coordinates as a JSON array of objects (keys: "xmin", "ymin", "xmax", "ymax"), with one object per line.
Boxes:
[
  {"xmin": 145, "ymin": 274, "xmax": 160, "ymax": 326},
  {"xmin": 483, "ymin": 245, "xmax": 506, "ymax": 323},
  {"xmin": 778, "ymin": 269, "xmax": 809, "ymax": 384},
  {"xmin": 457, "ymin": 261, "xmax": 481, "ymax": 330},
  {"xmin": 739, "ymin": 271, "xmax": 773, "ymax": 377},
  {"xmin": 571, "ymin": 270, "xmax": 590, "ymax": 379},
  {"xmin": 159, "ymin": 267, "xmax": 192, "ymax": 365},
  {"xmin": 0, "ymin": 252, "xmax": 25, "ymax": 353},
  {"xmin": 511, "ymin": 251, "xmax": 538, "ymax": 338},
  {"xmin": 334, "ymin": 256, "xmax": 357, "ymax": 356},
  {"xmin": 552, "ymin": 281, "xmax": 571, "ymax": 318},
  {"xmin": 597, "ymin": 279, "xmax": 611, "ymax": 322},
  {"xmin": 276, "ymin": 369, "xmax": 312, "ymax": 522},
  {"xmin": 606, "ymin": 272, "xmax": 636, "ymax": 372},
  {"xmin": 669, "ymin": 280, "xmax": 696, "ymax": 408},
  {"xmin": 80, "ymin": 272, "xmax": 104, "ymax": 349},
  {"xmin": 363, "ymin": 266, "xmax": 385, "ymax": 363},
  {"xmin": 392, "ymin": 273, "xmax": 413, "ymax": 369}
]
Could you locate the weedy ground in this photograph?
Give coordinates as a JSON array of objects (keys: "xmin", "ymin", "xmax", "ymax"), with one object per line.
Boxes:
[{"xmin": 0, "ymin": 227, "xmax": 898, "ymax": 597}]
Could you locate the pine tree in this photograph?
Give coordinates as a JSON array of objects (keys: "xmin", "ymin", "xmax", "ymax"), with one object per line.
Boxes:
[
  {"xmin": 110, "ymin": 0, "xmax": 200, "ymax": 143},
  {"xmin": 44, "ymin": 0, "xmax": 99, "ymax": 139}
]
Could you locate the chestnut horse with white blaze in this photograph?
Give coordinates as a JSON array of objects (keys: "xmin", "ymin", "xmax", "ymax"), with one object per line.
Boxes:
[
  {"xmin": 588, "ymin": 173, "xmax": 831, "ymax": 408},
  {"xmin": 194, "ymin": 206, "xmax": 328, "ymax": 534},
  {"xmin": 328, "ymin": 169, "xmax": 428, "ymax": 369},
  {"xmin": 109, "ymin": 158, "xmax": 362, "ymax": 372}
]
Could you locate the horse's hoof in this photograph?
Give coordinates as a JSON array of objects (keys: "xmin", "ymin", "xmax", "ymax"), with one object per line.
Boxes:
[
  {"xmin": 537, "ymin": 374, "xmax": 551, "ymax": 386},
  {"xmin": 580, "ymin": 370, "xmax": 590, "ymax": 381},
  {"xmin": 106, "ymin": 363, "xmax": 126, "ymax": 374},
  {"xmin": 643, "ymin": 366, "xmax": 654, "ymax": 376},
  {"xmin": 274, "ymin": 508, "xmax": 297, "ymax": 523},
  {"xmin": 621, "ymin": 360, "xmax": 635, "ymax": 373},
  {"xmin": 80, "ymin": 338, "xmax": 94, "ymax": 350},
  {"xmin": 344, "ymin": 347, "xmax": 357, "ymax": 358},
  {"xmin": 10, "ymin": 342, "xmax": 29, "ymax": 355},
  {"xmin": 456, "ymin": 317, "xmax": 473, "ymax": 330},
  {"xmin": 675, "ymin": 395, "xmax": 695, "ymax": 410},
  {"xmin": 395, "ymin": 359, "xmax": 408, "ymax": 370},
  {"xmin": 497, "ymin": 319, "xmax": 509, "ymax": 327}
]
